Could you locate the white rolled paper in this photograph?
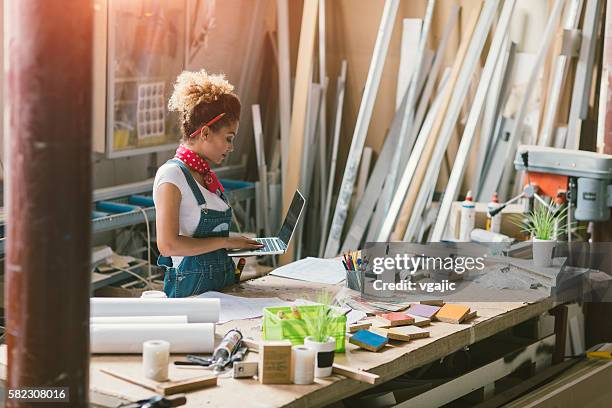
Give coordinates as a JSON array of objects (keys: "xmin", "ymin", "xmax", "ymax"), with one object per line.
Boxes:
[
  {"xmin": 143, "ymin": 340, "xmax": 170, "ymax": 381},
  {"xmin": 91, "ymin": 323, "xmax": 214, "ymax": 354},
  {"xmin": 292, "ymin": 345, "xmax": 315, "ymax": 385},
  {"xmin": 141, "ymin": 290, "xmax": 167, "ymax": 298},
  {"xmin": 90, "ymin": 315, "xmax": 188, "ymax": 325},
  {"xmin": 90, "ymin": 297, "xmax": 220, "ymax": 323}
]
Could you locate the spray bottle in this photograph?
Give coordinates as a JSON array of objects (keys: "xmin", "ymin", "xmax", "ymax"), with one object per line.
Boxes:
[
  {"xmin": 459, "ymin": 191, "xmax": 476, "ymax": 242},
  {"xmin": 486, "ymin": 192, "xmax": 501, "ymax": 233}
]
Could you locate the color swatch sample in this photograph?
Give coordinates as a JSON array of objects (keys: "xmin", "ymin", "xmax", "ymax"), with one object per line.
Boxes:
[
  {"xmin": 435, "ymin": 304, "xmax": 471, "ymax": 324},
  {"xmin": 408, "ymin": 304, "xmax": 441, "ymax": 319},
  {"xmin": 348, "ymin": 322, "xmax": 372, "ymax": 333},
  {"xmin": 380, "ymin": 312, "xmax": 414, "ymax": 327},
  {"xmin": 349, "ymin": 330, "xmax": 388, "ymax": 352},
  {"xmin": 389, "ymin": 325, "xmax": 430, "ymax": 340},
  {"xmin": 404, "ymin": 313, "xmax": 431, "ymax": 327}
]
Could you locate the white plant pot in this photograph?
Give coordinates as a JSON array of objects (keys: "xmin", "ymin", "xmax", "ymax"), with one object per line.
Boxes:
[
  {"xmin": 532, "ymin": 238, "xmax": 555, "ymax": 267},
  {"xmin": 304, "ymin": 336, "xmax": 335, "ymax": 378}
]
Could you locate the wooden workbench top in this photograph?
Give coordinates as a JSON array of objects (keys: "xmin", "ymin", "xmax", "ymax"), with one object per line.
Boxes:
[{"xmin": 0, "ymin": 275, "xmax": 554, "ymax": 408}]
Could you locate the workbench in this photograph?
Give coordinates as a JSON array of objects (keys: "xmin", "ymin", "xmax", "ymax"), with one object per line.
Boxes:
[{"xmin": 77, "ymin": 274, "xmax": 555, "ymax": 408}]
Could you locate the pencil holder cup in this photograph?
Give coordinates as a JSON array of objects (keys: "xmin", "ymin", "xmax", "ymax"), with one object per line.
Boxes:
[{"xmin": 345, "ymin": 262, "xmax": 366, "ymax": 294}]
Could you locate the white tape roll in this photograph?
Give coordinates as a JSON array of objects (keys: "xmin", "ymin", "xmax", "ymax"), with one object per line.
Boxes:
[
  {"xmin": 292, "ymin": 346, "xmax": 315, "ymax": 385},
  {"xmin": 91, "ymin": 297, "xmax": 220, "ymax": 323},
  {"xmin": 141, "ymin": 290, "xmax": 167, "ymax": 298},
  {"xmin": 143, "ymin": 340, "xmax": 170, "ymax": 381},
  {"xmin": 90, "ymin": 315, "xmax": 188, "ymax": 325},
  {"xmin": 91, "ymin": 323, "xmax": 214, "ymax": 354}
]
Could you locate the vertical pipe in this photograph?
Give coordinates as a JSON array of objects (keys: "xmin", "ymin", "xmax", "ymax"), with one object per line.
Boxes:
[{"xmin": 5, "ymin": 0, "xmax": 93, "ymax": 406}]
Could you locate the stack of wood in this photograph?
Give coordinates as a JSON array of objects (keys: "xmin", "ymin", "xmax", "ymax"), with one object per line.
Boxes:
[{"xmin": 249, "ymin": 0, "xmax": 608, "ymax": 262}]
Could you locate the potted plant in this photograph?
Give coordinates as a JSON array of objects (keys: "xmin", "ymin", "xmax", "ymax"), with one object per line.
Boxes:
[
  {"xmin": 519, "ymin": 204, "xmax": 567, "ymax": 267},
  {"xmin": 303, "ymin": 290, "xmax": 340, "ymax": 378}
]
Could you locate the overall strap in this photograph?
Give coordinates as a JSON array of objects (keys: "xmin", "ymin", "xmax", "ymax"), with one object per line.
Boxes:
[{"xmin": 168, "ymin": 158, "xmax": 207, "ymax": 206}]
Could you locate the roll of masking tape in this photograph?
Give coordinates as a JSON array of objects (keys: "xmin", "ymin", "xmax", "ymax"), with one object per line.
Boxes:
[
  {"xmin": 292, "ymin": 345, "xmax": 315, "ymax": 384},
  {"xmin": 140, "ymin": 290, "xmax": 167, "ymax": 298},
  {"xmin": 143, "ymin": 340, "xmax": 170, "ymax": 381}
]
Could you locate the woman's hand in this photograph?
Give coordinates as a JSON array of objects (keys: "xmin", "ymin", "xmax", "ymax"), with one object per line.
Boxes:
[{"xmin": 225, "ymin": 236, "xmax": 264, "ymax": 250}]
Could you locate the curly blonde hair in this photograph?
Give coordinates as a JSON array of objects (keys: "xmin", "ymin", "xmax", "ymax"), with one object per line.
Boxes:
[{"xmin": 168, "ymin": 69, "xmax": 241, "ymax": 140}]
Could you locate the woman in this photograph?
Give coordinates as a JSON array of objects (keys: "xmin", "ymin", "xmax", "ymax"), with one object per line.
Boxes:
[{"xmin": 154, "ymin": 70, "xmax": 263, "ymax": 297}]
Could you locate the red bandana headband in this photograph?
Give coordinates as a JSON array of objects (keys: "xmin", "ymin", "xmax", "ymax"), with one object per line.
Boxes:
[
  {"xmin": 189, "ymin": 112, "xmax": 226, "ymax": 138},
  {"xmin": 175, "ymin": 145, "xmax": 225, "ymax": 194}
]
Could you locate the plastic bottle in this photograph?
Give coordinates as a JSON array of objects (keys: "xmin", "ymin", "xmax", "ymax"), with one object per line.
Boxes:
[
  {"xmin": 486, "ymin": 192, "xmax": 501, "ymax": 233},
  {"xmin": 459, "ymin": 191, "xmax": 476, "ymax": 242}
]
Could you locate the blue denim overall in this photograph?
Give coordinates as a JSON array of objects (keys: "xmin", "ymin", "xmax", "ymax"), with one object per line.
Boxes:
[{"xmin": 158, "ymin": 159, "xmax": 236, "ymax": 298}]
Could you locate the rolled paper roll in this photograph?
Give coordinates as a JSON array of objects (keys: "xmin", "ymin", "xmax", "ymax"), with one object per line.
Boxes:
[
  {"xmin": 292, "ymin": 345, "xmax": 315, "ymax": 385},
  {"xmin": 91, "ymin": 323, "xmax": 214, "ymax": 353},
  {"xmin": 90, "ymin": 297, "xmax": 220, "ymax": 323},
  {"xmin": 143, "ymin": 340, "xmax": 170, "ymax": 381},
  {"xmin": 90, "ymin": 315, "xmax": 188, "ymax": 325},
  {"xmin": 141, "ymin": 290, "xmax": 167, "ymax": 298}
]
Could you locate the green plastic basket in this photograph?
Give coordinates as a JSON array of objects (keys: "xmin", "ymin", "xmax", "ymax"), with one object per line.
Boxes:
[{"xmin": 262, "ymin": 305, "xmax": 346, "ymax": 352}]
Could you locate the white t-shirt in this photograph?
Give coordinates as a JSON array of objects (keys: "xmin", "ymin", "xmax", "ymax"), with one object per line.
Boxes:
[{"xmin": 153, "ymin": 161, "xmax": 229, "ymax": 267}]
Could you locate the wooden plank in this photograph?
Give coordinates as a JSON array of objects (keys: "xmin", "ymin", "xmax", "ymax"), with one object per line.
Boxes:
[
  {"xmin": 499, "ymin": 0, "xmax": 565, "ymax": 200},
  {"xmin": 368, "ymin": 0, "xmax": 435, "ymax": 242},
  {"xmin": 319, "ymin": 60, "xmax": 347, "ymax": 256},
  {"xmin": 323, "ymin": 0, "xmax": 399, "ymax": 258},
  {"xmin": 281, "ymin": 0, "xmax": 318, "ymax": 263},
  {"xmin": 539, "ymin": 0, "xmax": 584, "ymax": 147},
  {"xmin": 339, "ymin": 79, "xmax": 410, "ymax": 251},
  {"xmin": 474, "ymin": 42, "xmax": 517, "ymax": 200},
  {"xmin": 318, "ymin": 0, "xmax": 328, "ymax": 210},
  {"xmin": 430, "ymin": 0, "xmax": 517, "ymax": 242},
  {"xmin": 409, "ymin": 4, "xmax": 460, "ymax": 153},
  {"xmin": 332, "ymin": 363, "xmax": 381, "ymax": 385},
  {"xmin": 355, "ymin": 146, "xmax": 373, "ymax": 203},
  {"xmin": 566, "ymin": 0, "xmax": 603, "ymax": 150},
  {"xmin": 596, "ymin": 0, "xmax": 612, "ymax": 154},
  {"xmin": 100, "ymin": 368, "xmax": 217, "ymax": 396},
  {"xmin": 379, "ymin": 2, "xmax": 486, "ymax": 242},
  {"xmin": 276, "ymin": 0, "xmax": 291, "ymax": 177},
  {"xmin": 252, "ymin": 105, "xmax": 270, "ymax": 236},
  {"xmin": 296, "ymin": 82, "xmax": 322, "ymax": 259},
  {"xmin": 396, "ymin": 18, "xmax": 422, "ymax": 110},
  {"xmin": 391, "ymin": 70, "xmax": 451, "ymax": 241}
]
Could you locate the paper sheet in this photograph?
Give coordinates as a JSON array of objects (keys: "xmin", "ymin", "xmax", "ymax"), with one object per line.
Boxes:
[
  {"xmin": 269, "ymin": 257, "xmax": 346, "ymax": 284},
  {"xmin": 197, "ymin": 291, "xmax": 292, "ymax": 324}
]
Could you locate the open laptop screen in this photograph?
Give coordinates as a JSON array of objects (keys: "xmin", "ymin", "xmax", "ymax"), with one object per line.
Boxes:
[{"xmin": 278, "ymin": 191, "xmax": 305, "ymax": 246}]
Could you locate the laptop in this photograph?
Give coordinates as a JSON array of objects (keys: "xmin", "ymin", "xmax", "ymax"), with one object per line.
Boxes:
[{"xmin": 229, "ymin": 190, "xmax": 305, "ymax": 257}]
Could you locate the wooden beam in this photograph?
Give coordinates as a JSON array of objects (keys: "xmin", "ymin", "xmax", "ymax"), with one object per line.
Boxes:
[
  {"xmin": 499, "ymin": 0, "xmax": 565, "ymax": 200},
  {"xmin": 319, "ymin": 60, "xmax": 347, "ymax": 256},
  {"xmin": 379, "ymin": 2, "xmax": 484, "ymax": 242},
  {"xmin": 566, "ymin": 0, "xmax": 604, "ymax": 150},
  {"xmin": 597, "ymin": 0, "xmax": 612, "ymax": 154},
  {"xmin": 276, "ymin": 0, "xmax": 292, "ymax": 177},
  {"xmin": 323, "ymin": 0, "xmax": 400, "ymax": 258},
  {"xmin": 281, "ymin": 0, "xmax": 318, "ymax": 263},
  {"xmin": 368, "ymin": 0, "xmax": 435, "ymax": 242},
  {"xmin": 431, "ymin": 0, "xmax": 517, "ymax": 242}
]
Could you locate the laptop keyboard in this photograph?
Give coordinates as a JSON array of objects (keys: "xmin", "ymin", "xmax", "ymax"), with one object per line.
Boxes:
[{"xmin": 255, "ymin": 238, "xmax": 283, "ymax": 252}]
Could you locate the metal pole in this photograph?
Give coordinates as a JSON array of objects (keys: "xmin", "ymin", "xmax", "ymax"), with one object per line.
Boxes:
[{"xmin": 5, "ymin": 0, "xmax": 93, "ymax": 406}]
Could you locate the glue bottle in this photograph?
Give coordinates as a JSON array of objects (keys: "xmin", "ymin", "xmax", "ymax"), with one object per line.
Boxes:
[
  {"xmin": 486, "ymin": 192, "xmax": 501, "ymax": 233},
  {"xmin": 212, "ymin": 329, "xmax": 243, "ymax": 371},
  {"xmin": 459, "ymin": 191, "xmax": 475, "ymax": 242}
]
